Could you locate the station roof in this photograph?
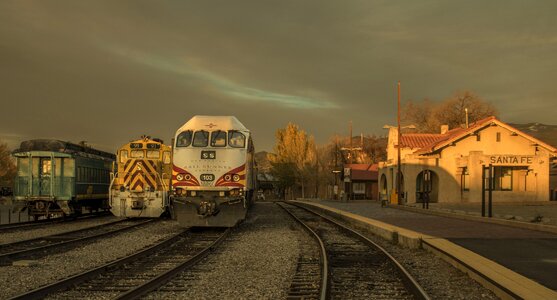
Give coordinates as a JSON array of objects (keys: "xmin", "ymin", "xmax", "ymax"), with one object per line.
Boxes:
[
  {"xmin": 344, "ymin": 163, "xmax": 378, "ymax": 181},
  {"xmin": 413, "ymin": 116, "xmax": 557, "ymax": 155}
]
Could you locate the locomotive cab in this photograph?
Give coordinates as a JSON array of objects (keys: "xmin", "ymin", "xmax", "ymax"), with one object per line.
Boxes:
[{"xmin": 171, "ymin": 116, "xmax": 256, "ymax": 227}]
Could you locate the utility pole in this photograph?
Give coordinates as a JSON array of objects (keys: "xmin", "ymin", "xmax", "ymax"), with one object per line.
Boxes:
[
  {"xmin": 341, "ymin": 121, "xmax": 362, "ymax": 201},
  {"xmin": 397, "ymin": 81, "xmax": 402, "ymax": 205}
]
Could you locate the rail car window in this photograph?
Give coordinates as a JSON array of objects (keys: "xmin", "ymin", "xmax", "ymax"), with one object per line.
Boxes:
[
  {"xmin": 176, "ymin": 130, "xmax": 193, "ymax": 147},
  {"xmin": 42, "ymin": 160, "xmax": 52, "ymax": 175},
  {"xmin": 120, "ymin": 150, "xmax": 128, "ymax": 163},
  {"xmin": 163, "ymin": 151, "xmax": 171, "ymax": 164},
  {"xmin": 210, "ymin": 130, "xmax": 227, "ymax": 147},
  {"xmin": 193, "ymin": 130, "xmax": 209, "ymax": 147},
  {"xmin": 131, "ymin": 150, "xmax": 144, "ymax": 158},
  {"xmin": 229, "ymin": 131, "xmax": 246, "ymax": 148},
  {"xmin": 147, "ymin": 150, "xmax": 160, "ymax": 159},
  {"xmin": 17, "ymin": 158, "xmax": 30, "ymax": 176}
]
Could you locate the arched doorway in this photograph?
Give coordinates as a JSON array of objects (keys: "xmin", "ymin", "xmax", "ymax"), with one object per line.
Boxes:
[{"xmin": 416, "ymin": 170, "xmax": 439, "ymax": 203}]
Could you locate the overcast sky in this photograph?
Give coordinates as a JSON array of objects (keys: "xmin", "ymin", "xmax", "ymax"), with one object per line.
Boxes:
[{"xmin": 1, "ymin": 1, "xmax": 556, "ymax": 152}]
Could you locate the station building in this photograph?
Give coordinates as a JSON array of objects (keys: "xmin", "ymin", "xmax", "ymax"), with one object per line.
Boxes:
[{"xmin": 378, "ymin": 116, "xmax": 557, "ymax": 204}]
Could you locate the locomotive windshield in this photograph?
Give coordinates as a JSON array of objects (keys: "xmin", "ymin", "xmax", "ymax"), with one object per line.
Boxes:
[
  {"xmin": 210, "ymin": 130, "xmax": 227, "ymax": 147},
  {"xmin": 229, "ymin": 131, "xmax": 246, "ymax": 148},
  {"xmin": 120, "ymin": 150, "xmax": 128, "ymax": 163},
  {"xmin": 176, "ymin": 130, "xmax": 193, "ymax": 147},
  {"xmin": 146, "ymin": 150, "xmax": 160, "ymax": 159},
  {"xmin": 131, "ymin": 150, "xmax": 144, "ymax": 158},
  {"xmin": 193, "ymin": 130, "xmax": 209, "ymax": 147}
]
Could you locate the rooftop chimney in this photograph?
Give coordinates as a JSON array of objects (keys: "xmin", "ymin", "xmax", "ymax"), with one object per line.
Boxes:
[{"xmin": 440, "ymin": 125, "xmax": 449, "ymax": 135}]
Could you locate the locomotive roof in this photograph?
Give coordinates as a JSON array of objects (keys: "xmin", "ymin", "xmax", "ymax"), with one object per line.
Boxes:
[
  {"xmin": 176, "ymin": 115, "xmax": 248, "ymax": 133},
  {"xmin": 13, "ymin": 139, "xmax": 116, "ymax": 160}
]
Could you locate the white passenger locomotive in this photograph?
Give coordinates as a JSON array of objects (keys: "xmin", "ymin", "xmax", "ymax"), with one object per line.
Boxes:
[
  {"xmin": 109, "ymin": 136, "xmax": 172, "ymax": 218},
  {"xmin": 171, "ymin": 116, "xmax": 256, "ymax": 227}
]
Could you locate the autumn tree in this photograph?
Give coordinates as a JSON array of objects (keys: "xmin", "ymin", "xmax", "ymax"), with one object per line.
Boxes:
[
  {"xmin": 0, "ymin": 142, "xmax": 16, "ymax": 190},
  {"xmin": 403, "ymin": 90, "xmax": 498, "ymax": 133},
  {"xmin": 268, "ymin": 123, "xmax": 317, "ymax": 199}
]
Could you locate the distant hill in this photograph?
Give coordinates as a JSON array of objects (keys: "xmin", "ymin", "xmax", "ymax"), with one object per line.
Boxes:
[
  {"xmin": 509, "ymin": 123, "xmax": 557, "ymax": 148},
  {"xmin": 255, "ymin": 151, "xmax": 272, "ymax": 173}
]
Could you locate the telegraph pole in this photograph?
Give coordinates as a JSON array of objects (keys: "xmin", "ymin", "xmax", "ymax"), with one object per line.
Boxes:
[
  {"xmin": 341, "ymin": 121, "xmax": 362, "ymax": 201},
  {"xmin": 397, "ymin": 81, "xmax": 402, "ymax": 205}
]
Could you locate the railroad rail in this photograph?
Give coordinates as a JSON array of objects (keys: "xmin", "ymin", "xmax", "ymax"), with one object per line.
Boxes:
[
  {"xmin": 0, "ymin": 218, "xmax": 153, "ymax": 265},
  {"xmin": 10, "ymin": 227, "xmax": 231, "ymax": 300},
  {"xmin": 279, "ymin": 202, "xmax": 430, "ymax": 300},
  {"xmin": 0, "ymin": 211, "xmax": 112, "ymax": 233}
]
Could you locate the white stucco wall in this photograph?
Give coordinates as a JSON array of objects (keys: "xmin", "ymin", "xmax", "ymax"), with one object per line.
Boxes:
[{"xmin": 379, "ymin": 123, "xmax": 555, "ymax": 203}]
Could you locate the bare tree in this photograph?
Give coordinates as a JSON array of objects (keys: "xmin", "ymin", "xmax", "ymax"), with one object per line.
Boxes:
[{"xmin": 403, "ymin": 90, "xmax": 498, "ymax": 132}]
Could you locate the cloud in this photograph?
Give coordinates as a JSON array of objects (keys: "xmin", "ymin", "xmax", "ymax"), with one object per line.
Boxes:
[{"xmin": 104, "ymin": 45, "xmax": 338, "ymax": 109}]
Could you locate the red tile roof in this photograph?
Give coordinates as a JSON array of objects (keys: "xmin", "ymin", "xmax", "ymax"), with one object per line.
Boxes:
[
  {"xmin": 400, "ymin": 134, "xmax": 445, "ymax": 149},
  {"xmin": 344, "ymin": 164, "xmax": 378, "ymax": 181},
  {"xmin": 415, "ymin": 116, "xmax": 557, "ymax": 155}
]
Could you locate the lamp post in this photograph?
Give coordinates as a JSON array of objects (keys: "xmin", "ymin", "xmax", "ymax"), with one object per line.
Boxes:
[{"xmin": 332, "ymin": 170, "xmax": 341, "ymax": 200}]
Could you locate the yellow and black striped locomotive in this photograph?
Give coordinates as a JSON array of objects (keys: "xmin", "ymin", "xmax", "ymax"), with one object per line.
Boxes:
[{"xmin": 109, "ymin": 136, "xmax": 172, "ymax": 218}]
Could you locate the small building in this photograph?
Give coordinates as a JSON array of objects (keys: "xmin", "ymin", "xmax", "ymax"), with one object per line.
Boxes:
[
  {"xmin": 379, "ymin": 116, "xmax": 557, "ymax": 204},
  {"xmin": 256, "ymin": 172, "xmax": 279, "ymax": 199},
  {"xmin": 342, "ymin": 164, "xmax": 378, "ymax": 200}
]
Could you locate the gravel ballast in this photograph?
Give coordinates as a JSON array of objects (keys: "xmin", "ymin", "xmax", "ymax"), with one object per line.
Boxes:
[
  {"xmin": 300, "ymin": 202, "xmax": 499, "ymax": 299},
  {"xmin": 146, "ymin": 202, "xmax": 302, "ymax": 299},
  {"xmin": 0, "ymin": 219, "xmax": 183, "ymax": 299},
  {"xmin": 0, "ymin": 215, "xmax": 119, "ymax": 244}
]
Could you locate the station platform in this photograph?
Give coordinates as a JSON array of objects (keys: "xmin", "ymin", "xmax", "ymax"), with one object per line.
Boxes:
[{"xmin": 294, "ymin": 199, "xmax": 557, "ymax": 299}]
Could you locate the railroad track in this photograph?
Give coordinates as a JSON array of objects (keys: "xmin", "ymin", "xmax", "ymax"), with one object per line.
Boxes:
[
  {"xmin": 278, "ymin": 202, "xmax": 430, "ymax": 300},
  {"xmin": 0, "ymin": 218, "xmax": 153, "ymax": 265},
  {"xmin": 10, "ymin": 227, "xmax": 231, "ymax": 300},
  {"xmin": 0, "ymin": 211, "xmax": 112, "ymax": 233}
]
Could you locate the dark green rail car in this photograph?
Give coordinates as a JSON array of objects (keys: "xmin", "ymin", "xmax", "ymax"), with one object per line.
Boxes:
[{"xmin": 12, "ymin": 140, "xmax": 115, "ymax": 218}]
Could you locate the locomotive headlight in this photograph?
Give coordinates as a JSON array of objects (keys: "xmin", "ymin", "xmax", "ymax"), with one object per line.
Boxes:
[
  {"xmin": 190, "ymin": 191, "xmax": 197, "ymax": 196},
  {"xmin": 232, "ymin": 174, "xmax": 240, "ymax": 182},
  {"xmin": 176, "ymin": 188, "xmax": 183, "ymax": 195},
  {"xmin": 184, "ymin": 174, "xmax": 192, "ymax": 181},
  {"xmin": 119, "ymin": 186, "xmax": 125, "ymax": 192},
  {"xmin": 176, "ymin": 174, "xmax": 184, "ymax": 181},
  {"xmin": 224, "ymin": 174, "xmax": 232, "ymax": 181}
]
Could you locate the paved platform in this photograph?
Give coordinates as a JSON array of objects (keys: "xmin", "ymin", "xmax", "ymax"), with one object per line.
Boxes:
[{"xmin": 307, "ymin": 200, "xmax": 557, "ymax": 292}]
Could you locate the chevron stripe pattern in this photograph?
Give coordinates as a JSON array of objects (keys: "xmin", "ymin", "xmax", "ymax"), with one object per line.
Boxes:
[{"xmin": 122, "ymin": 159, "xmax": 160, "ymax": 191}]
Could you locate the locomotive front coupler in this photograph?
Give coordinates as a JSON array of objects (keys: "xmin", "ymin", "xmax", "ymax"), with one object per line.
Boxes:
[{"xmin": 197, "ymin": 199, "xmax": 220, "ymax": 218}]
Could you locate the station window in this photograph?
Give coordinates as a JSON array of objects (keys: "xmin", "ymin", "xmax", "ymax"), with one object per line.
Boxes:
[
  {"xmin": 476, "ymin": 133, "xmax": 481, "ymax": 142},
  {"xmin": 193, "ymin": 130, "xmax": 209, "ymax": 147},
  {"xmin": 496, "ymin": 132, "xmax": 501, "ymax": 142},
  {"xmin": 228, "ymin": 131, "xmax": 246, "ymax": 148},
  {"xmin": 210, "ymin": 130, "xmax": 227, "ymax": 147},
  {"xmin": 461, "ymin": 167, "xmax": 469, "ymax": 191},
  {"xmin": 176, "ymin": 130, "xmax": 193, "ymax": 147},
  {"xmin": 492, "ymin": 166, "xmax": 512, "ymax": 191}
]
